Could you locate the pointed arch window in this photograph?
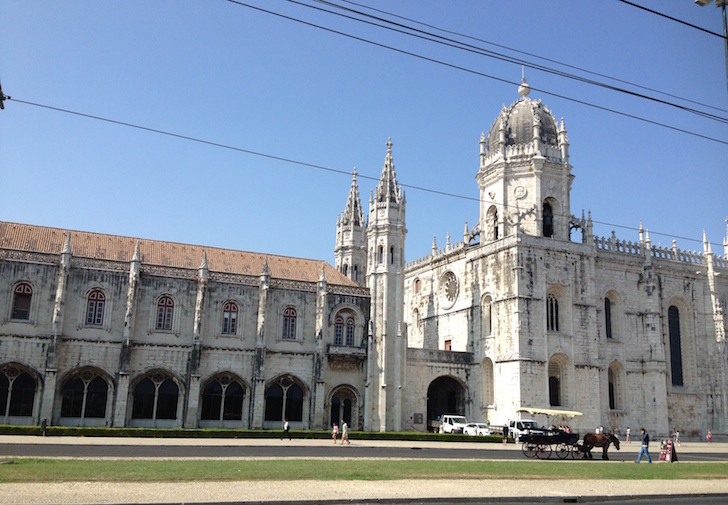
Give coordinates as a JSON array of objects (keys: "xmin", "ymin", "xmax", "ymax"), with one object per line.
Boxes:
[
  {"xmin": 604, "ymin": 298, "xmax": 613, "ymax": 339},
  {"xmin": 389, "ymin": 246, "xmax": 395, "ymax": 264},
  {"xmin": 61, "ymin": 370, "xmax": 108, "ymax": 419},
  {"xmin": 342, "ymin": 264, "xmax": 349, "ymax": 277},
  {"xmin": 222, "ymin": 302, "xmax": 238, "ymax": 335},
  {"xmin": 543, "ymin": 202, "xmax": 554, "ymax": 238},
  {"xmin": 131, "ymin": 373, "xmax": 179, "ymax": 420},
  {"xmin": 346, "ymin": 317, "xmax": 355, "ymax": 346},
  {"xmin": 156, "ymin": 296, "xmax": 174, "ymax": 331},
  {"xmin": 282, "ymin": 307, "xmax": 297, "ymax": 340},
  {"xmin": 86, "ymin": 289, "xmax": 106, "ymax": 326},
  {"xmin": 482, "ymin": 295, "xmax": 492, "ymax": 337},
  {"xmin": 264, "ymin": 377, "xmax": 303, "ymax": 422},
  {"xmin": 668, "ymin": 305, "xmax": 684, "ymax": 386},
  {"xmin": 11, "ymin": 283, "xmax": 32, "ymax": 320},
  {"xmin": 0, "ymin": 365, "xmax": 37, "ymax": 417},
  {"xmin": 546, "ymin": 294, "xmax": 559, "ymax": 332},
  {"xmin": 378, "ymin": 246, "xmax": 384, "ymax": 264},
  {"xmin": 201, "ymin": 374, "xmax": 245, "ymax": 421},
  {"xmin": 608, "ymin": 367, "xmax": 616, "ymax": 410},
  {"xmin": 353, "ymin": 265, "xmax": 358, "ymax": 282},
  {"xmin": 334, "ymin": 316, "xmax": 344, "ymax": 345}
]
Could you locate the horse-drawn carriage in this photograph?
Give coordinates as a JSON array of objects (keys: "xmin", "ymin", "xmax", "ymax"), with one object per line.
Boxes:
[
  {"xmin": 520, "ymin": 430, "xmax": 620, "ymax": 460},
  {"xmin": 520, "ymin": 429, "xmax": 580, "ymax": 459},
  {"xmin": 514, "ymin": 407, "xmax": 620, "ymax": 460}
]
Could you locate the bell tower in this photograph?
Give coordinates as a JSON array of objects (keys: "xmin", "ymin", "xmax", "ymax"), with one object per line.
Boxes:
[
  {"xmin": 335, "ymin": 169, "xmax": 367, "ymax": 286},
  {"xmin": 364, "ymin": 138, "xmax": 406, "ymax": 431}
]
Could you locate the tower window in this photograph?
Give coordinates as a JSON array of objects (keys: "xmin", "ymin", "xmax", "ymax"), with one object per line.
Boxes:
[
  {"xmin": 668, "ymin": 305, "xmax": 683, "ymax": 386},
  {"xmin": 546, "ymin": 294, "xmax": 559, "ymax": 332},
  {"xmin": 543, "ymin": 202, "xmax": 554, "ymax": 238},
  {"xmin": 156, "ymin": 296, "xmax": 174, "ymax": 331},
  {"xmin": 389, "ymin": 246, "xmax": 394, "ymax": 264},
  {"xmin": 334, "ymin": 316, "xmax": 343, "ymax": 345},
  {"xmin": 604, "ymin": 298, "xmax": 613, "ymax": 339}
]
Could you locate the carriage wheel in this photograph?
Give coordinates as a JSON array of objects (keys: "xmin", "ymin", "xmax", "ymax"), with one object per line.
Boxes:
[
  {"xmin": 522, "ymin": 443, "xmax": 537, "ymax": 458},
  {"xmin": 569, "ymin": 445, "xmax": 579, "ymax": 459},
  {"xmin": 536, "ymin": 444, "xmax": 552, "ymax": 459},
  {"xmin": 555, "ymin": 443, "xmax": 571, "ymax": 459}
]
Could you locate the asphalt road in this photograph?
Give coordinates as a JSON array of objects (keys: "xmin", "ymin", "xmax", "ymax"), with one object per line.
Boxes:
[{"xmin": 1, "ymin": 441, "xmax": 725, "ymax": 462}]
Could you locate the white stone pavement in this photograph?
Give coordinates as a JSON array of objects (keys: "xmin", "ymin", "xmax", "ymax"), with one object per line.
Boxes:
[{"xmin": 0, "ymin": 436, "xmax": 726, "ymax": 504}]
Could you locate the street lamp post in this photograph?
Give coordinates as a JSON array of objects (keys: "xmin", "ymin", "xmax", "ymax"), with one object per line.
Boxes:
[{"xmin": 695, "ymin": 0, "xmax": 728, "ymax": 98}]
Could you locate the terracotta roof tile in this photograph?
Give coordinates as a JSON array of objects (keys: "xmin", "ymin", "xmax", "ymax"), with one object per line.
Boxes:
[{"xmin": 0, "ymin": 221, "xmax": 358, "ymax": 287}]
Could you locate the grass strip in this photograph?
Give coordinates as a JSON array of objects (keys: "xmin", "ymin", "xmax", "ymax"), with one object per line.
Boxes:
[{"xmin": 0, "ymin": 458, "xmax": 726, "ymax": 483}]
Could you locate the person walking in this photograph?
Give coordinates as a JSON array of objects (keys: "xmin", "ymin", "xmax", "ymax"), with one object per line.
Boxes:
[
  {"xmin": 635, "ymin": 427, "xmax": 652, "ymax": 464},
  {"xmin": 341, "ymin": 421, "xmax": 350, "ymax": 445},
  {"xmin": 707, "ymin": 430, "xmax": 712, "ymax": 443},
  {"xmin": 331, "ymin": 422, "xmax": 339, "ymax": 444},
  {"xmin": 282, "ymin": 418, "xmax": 290, "ymax": 440},
  {"xmin": 625, "ymin": 427, "xmax": 631, "ymax": 444},
  {"xmin": 674, "ymin": 428, "xmax": 680, "ymax": 446},
  {"xmin": 502, "ymin": 425, "xmax": 509, "ymax": 445}
]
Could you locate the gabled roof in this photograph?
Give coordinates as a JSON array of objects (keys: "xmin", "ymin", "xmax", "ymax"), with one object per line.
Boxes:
[{"xmin": 0, "ymin": 221, "xmax": 359, "ymax": 287}]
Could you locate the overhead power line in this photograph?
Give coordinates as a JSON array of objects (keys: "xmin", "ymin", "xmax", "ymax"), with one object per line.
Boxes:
[
  {"xmin": 226, "ymin": 0, "xmax": 728, "ymax": 140},
  {"xmin": 619, "ymin": 0, "xmax": 728, "ymax": 40},
  {"xmin": 5, "ymin": 96, "xmax": 721, "ymax": 248},
  {"xmin": 338, "ymin": 0, "xmax": 728, "ymax": 115}
]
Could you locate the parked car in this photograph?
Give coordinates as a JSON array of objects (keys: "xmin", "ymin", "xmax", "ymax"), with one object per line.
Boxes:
[
  {"xmin": 463, "ymin": 422, "xmax": 491, "ymax": 436},
  {"xmin": 431, "ymin": 414, "xmax": 469, "ymax": 433}
]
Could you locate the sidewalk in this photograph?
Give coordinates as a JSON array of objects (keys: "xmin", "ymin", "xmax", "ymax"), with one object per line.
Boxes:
[{"xmin": 1, "ymin": 436, "xmax": 727, "ymax": 505}]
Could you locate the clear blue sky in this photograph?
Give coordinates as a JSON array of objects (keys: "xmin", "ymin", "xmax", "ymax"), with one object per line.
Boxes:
[{"xmin": 2, "ymin": 1, "xmax": 727, "ymax": 264}]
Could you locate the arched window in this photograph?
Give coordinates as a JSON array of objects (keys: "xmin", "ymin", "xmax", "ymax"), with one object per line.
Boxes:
[
  {"xmin": 86, "ymin": 290, "xmax": 105, "ymax": 326},
  {"xmin": 547, "ymin": 294, "xmax": 559, "ymax": 332},
  {"xmin": 342, "ymin": 264, "xmax": 348, "ymax": 277},
  {"xmin": 604, "ymin": 298, "xmax": 613, "ymax": 339},
  {"xmin": 548, "ymin": 355, "xmax": 569, "ymax": 407},
  {"xmin": 156, "ymin": 296, "xmax": 174, "ymax": 331},
  {"xmin": 131, "ymin": 373, "xmax": 179, "ymax": 421},
  {"xmin": 346, "ymin": 317, "xmax": 355, "ymax": 346},
  {"xmin": 353, "ymin": 265, "xmax": 358, "ymax": 282},
  {"xmin": 264, "ymin": 377, "xmax": 303, "ymax": 422},
  {"xmin": 61, "ymin": 370, "xmax": 108, "ymax": 419},
  {"xmin": 389, "ymin": 246, "xmax": 395, "ymax": 264},
  {"xmin": 608, "ymin": 367, "xmax": 616, "ymax": 410},
  {"xmin": 543, "ymin": 202, "xmax": 554, "ymax": 238},
  {"xmin": 668, "ymin": 305, "xmax": 684, "ymax": 386},
  {"xmin": 11, "ymin": 283, "xmax": 32, "ymax": 320},
  {"xmin": 282, "ymin": 307, "xmax": 297, "ymax": 340},
  {"xmin": 414, "ymin": 278, "xmax": 421, "ymax": 294},
  {"xmin": 222, "ymin": 302, "xmax": 238, "ymax": 335},
  {"xmin": 0, "ymin": 365, "xmax": 36, "ymax": 417},
  {"xmin": 378, "ymin": 246, "xmax": 384, "ymax": 264},
  {"xmin": 334, "ymin": 317, "xmax": 344, "ymax": 345},
  {"xmin": 201, "ymin": 374, "xmax": 245, "ymax": 421},
  {"xmin": 486, "ymin": 206, "xmax": 499, "ymax": 241},
  {"xmin": 482, "ymin": 295, "xmax": 492, "ymax": 337},
  {"xmin": 413, "ymin": 309, "xmax": 420, "ymax": 331}
]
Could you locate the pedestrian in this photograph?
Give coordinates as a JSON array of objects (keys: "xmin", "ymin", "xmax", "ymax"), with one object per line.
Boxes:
[
  {"xmin": 341, "ymin": 421, "xmax": 350, "ymax": 445},
  {"xmin": 626, "ymin": 427, "xmax": 631, "ymax": 444},
  {"xmin": 635, "ymin": 427, "xmax": 652, "ymax": 464},
  {"xmin": 502, "ymin": 425, "xmax": 509, "ymax": 445},
  {"xmin": 674, "ymin": 428, "xmax": 680, "ymax": 446},
  {"xmin": 332, "ymin": 422, "xmax": 339, "ymax": 444},
  {"xmin": 707, "ymin": 430, "xmax": 712, "ymax": 443},
  {"xmin": 282, "ymin": 418, "xmax": 290, "ymax": 440}
]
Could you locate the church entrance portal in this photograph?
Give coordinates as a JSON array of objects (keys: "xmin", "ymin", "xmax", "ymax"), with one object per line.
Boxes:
[{"xmin": 427, "ymin": 376, "xmax": 466, "ymax": 426}]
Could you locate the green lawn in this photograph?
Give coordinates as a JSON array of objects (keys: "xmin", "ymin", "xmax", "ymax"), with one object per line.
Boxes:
[{"xmin": 0, "ymin": 458, "xmax": 726, "ymax": 483}]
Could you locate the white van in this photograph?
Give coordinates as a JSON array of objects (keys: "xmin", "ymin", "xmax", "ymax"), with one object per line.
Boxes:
[{"xmin": 508, "ymin": 419, "xmax": 544, "ymax": 442}]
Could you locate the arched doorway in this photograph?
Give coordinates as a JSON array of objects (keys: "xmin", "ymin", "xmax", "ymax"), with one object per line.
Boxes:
[
  {"xmin": 329, "ymin": 385, "xmax": 360, "ymax": 429},
  {"xmin": 427, "ymin": 376, "xmax": 466, "ymax": 426}
]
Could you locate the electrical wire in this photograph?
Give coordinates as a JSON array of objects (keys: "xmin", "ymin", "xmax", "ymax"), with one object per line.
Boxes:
[
  {"xmin": 6, "ymin": 96, "xmax": 722, "ymax": 248},
  {"xmin": 339, "ymin": 0, "xmax": 728, "ymax": 115},
  {"xmin": 225, "ymin": 0, "xmax": 728, "ymax": 143},
  {"xmin": 304, "ymin": 0, "xmax": 728, "ymax": 124},
  {"xmin": 619, "ymin": 0, "xmax": 728, "ymax": 40}
]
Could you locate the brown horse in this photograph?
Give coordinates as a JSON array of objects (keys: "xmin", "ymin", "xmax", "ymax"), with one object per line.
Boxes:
[{"xmin": 582, "ymin": 433, "xmax": 620, "ymax": 460}]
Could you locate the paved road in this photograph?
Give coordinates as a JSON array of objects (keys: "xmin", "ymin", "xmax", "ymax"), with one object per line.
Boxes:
[{"xmin": 1, "ymin": 439, "xmax": 725, "ymax": 462}]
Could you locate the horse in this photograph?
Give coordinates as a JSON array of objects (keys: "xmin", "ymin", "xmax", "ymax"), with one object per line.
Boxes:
[{"xmin": 582, "ymin": 432, "xmax": 620, "ymax": 460}]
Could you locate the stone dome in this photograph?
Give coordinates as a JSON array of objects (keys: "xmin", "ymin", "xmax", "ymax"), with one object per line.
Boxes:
[{"xmin": 486, "ymin": 81, "xmax": 559, "ymax": 154}]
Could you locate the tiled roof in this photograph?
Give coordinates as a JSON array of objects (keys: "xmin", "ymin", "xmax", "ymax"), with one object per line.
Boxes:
[{"xmin": 0, "ymin": 221, "xmax": 359, "ymax": 287}]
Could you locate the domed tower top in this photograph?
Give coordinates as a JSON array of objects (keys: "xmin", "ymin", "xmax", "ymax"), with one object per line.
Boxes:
[{"xmin": 485, "ymin": 77, "xmax": 562, "ymax": 159}]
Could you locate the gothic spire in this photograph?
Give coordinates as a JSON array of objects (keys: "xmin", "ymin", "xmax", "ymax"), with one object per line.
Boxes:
[
  {"xmin": 375, "ymin": 138, "xmax": 403, "ymax": 204},
  {"xmin": 341, "ymin": 168, "xmax": 364, "ymax": 227}
]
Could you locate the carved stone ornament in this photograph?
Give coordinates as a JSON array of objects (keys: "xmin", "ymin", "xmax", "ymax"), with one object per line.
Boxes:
[
  {"xmin": 514, "ymin": 186, "xmax": 527, "ymax": 199},
  {"xmin": 440, "ymin": 271, "xmax": 458, "ymax": 309}
]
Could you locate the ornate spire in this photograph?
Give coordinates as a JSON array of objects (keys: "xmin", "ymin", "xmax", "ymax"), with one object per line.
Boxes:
[
  {"xmin": 375, "ymin": 138, "xmax": 403, "ymax": 204},
  {"xmin": 518, "ymin": 67, "xmax": 530, "ymax": 97},
  {"xmin": 62, "ymin": 232, "xmax": 71, "ymax": 255},
  {"xmin": 341, "ymin": 167, "xmax": 364, "ymax": 227}
]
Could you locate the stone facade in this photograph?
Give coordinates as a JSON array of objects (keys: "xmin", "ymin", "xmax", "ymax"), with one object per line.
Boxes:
[{"xmin": 1, "ymin": 83, "xmax": 727, "ymax": 438}]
